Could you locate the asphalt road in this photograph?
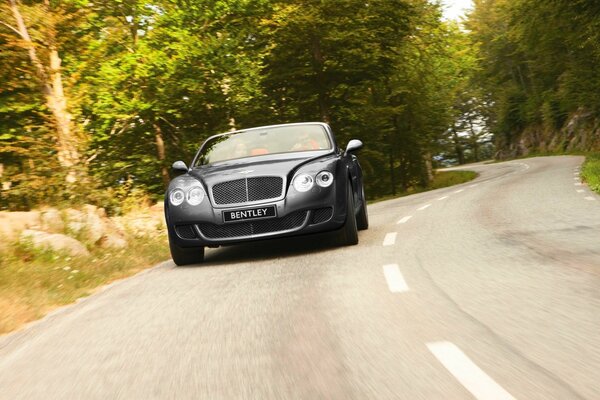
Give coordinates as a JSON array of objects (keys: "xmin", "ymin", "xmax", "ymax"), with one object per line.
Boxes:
[{"xmin": 1, "ymin": 156, "xmax": 599, "ymax": 399}]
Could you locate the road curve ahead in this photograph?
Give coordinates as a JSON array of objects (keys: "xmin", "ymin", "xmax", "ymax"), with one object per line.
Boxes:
[{"xmin": 1, "ymin": 156, "xmax": 599, "ymax": 399}]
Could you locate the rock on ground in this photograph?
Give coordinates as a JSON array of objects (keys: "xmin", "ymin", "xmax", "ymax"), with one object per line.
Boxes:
[
  {"xmin": 99, "ymin": 233, "xmax": 128, "ymax": 249},
  {"xmin": 40, "ymin": 208, "xmax": 64, "ymax": 233},
  {"xmin": 0, "ymin": 211, "xmax": 41, "ymax": 242},
  {"xmin": 20, "ymin": 230, "xmax": 90, "ymax": 257}
]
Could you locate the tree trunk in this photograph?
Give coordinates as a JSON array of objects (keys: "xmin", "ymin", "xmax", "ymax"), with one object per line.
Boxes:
[
  {"xmin": 9, "ymin": 0, "xmax": 82, "ymax": 183},
  {"xmin": 311, "ymin": 37, "xmax": 330, "ymax": 123},
  {"xmin": 388, "ymin": 147, "xmax": 397, "ymax": 196},
  {"xmin": 452, "ymin": 129, "xmax": 465, "ymax": 164},
  {"xmin": 423, "ymin": 153, "xmax": 434, "ymax": 186},
  {"xmin": 467, "ymin": 118, "xmax": 480, "ymax": 162},
  {"xmin": 154, "ymin": 123, "xmax": 170, "ymax": 188}
]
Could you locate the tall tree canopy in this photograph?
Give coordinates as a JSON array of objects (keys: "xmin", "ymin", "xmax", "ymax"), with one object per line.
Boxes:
[
  {"xmin": 466, "ymin": 0, "xmax": 600, "ymax": 156},
  {"xmin": 1, "ymin": 0, "xmax": 484, "ymax": 211}
]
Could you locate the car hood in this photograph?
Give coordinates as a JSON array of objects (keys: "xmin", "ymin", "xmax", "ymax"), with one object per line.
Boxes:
[{"xmin": 189, "ymin": 153, "xmax": 331, "ymax": 186}]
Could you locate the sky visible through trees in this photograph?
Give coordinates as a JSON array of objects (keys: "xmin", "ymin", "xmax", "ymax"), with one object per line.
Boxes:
[{"xmin": 442, "ymin": 0, "xmax": 473, "ymax": 20}]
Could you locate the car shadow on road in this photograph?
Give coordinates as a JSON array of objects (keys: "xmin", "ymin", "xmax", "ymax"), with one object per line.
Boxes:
[{"xmin": 191, "ymin": 231, "xmax": 342, "ymax": 267}]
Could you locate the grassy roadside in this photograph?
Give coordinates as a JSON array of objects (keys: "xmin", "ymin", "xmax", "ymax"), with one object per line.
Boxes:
[
  {"xmin": 0, "ymin": 236, "xmax": 168, "ymax": 335},
  {"xmin": 369, "ymin": 170, "xmax": 478, "ymax": 204},
  {"xmin": 581, "ymin": 153, "xmax": 600, "ymax": 194}
]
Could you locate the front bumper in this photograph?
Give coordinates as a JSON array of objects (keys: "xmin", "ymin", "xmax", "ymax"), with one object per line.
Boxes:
[{"xmin": 165, "ymin": 181, "xmax": 348, "ymax": 247}]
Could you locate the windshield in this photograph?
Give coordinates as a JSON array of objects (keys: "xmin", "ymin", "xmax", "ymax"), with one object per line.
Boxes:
[{"xmin": 195, "ymin": 125, "xmax": 332, "ymax": 165}]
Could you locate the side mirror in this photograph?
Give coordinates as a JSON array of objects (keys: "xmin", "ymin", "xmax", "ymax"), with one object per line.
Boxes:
[
  {"xmin": 172, "ymin": 160, "xmax": 188, "ymax": 172},
  {"xmin": 345, "ymin": 139, "xmax": 363, "ymax": 155}
]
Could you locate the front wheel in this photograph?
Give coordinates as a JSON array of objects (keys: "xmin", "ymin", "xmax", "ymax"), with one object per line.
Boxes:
[
  {"xmin": 337, "ymin": 183, "xmax": 359, "ymax": 246},
  {"xmin": 168, "ymin": 234, "xmax": 205, "ymax": 266}
]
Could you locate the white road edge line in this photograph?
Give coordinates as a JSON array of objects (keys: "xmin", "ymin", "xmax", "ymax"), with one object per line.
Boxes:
[
  {"xmin": 585, "ymin": 196, "xmax": 596, "ymax": 201},
  {"xmin": 438, "ymin": 196, "xmax": 449, "ymax": 201},
  {"xmin": 382, "ymin": 264, "xmax": 409, "ymax": 293},
  {"xmin": 454, "ymin": 189, "xmax": 464, "ymax": 194},
  {"xmin": 397, "ymin": 216, "xmax": 413, "ymax": 224},
  {"xmin": 383, "ymin": 232, "xmax": 397, "ymax": 246},
  {"xmin": 576, "ymin": 189, "xmax": 585, "ymax": 193},
  {"xmin": 418, "ymin": 204, "xmax": 432, "ymax": 211},
  {"xmin": 575, "ymin": 182, "xmax": 583, "ymax": 186},
  {"xmin": 427, "ymin": 342, "xmax": 516, "ymax": 400}
]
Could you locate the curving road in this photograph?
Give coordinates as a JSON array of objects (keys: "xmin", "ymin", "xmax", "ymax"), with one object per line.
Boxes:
[{"xmin": 1, "ymin": 156, "xmax": 599, "ymax": 399}]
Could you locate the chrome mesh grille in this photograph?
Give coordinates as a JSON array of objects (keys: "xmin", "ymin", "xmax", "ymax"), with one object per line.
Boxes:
[
  {"xmin": 212, "ymin": 179, "xmax": 247, "ymax": 204},
  {"xmin": 198, "ymin": 211, "xmax": 307, "ymax": 239},
  {"xmin": 248, "ymin": 177, "xmax": 283, "ymax": 202},
  {"xmin": 212, "ymin": 177, "xmax": 283, "ymax": 205},
  {"xmin": 253, "ymin": 211, "xmax": 306, "ymax": 234}
]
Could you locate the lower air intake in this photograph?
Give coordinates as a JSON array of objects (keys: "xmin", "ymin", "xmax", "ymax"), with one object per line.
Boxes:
[
  {"xmin": 198, "ymin": 211, "xmax": 307, "ymax": 239},
  {"xmin": 311, "ymin": 207, "xmax": 333, "ymax": 224},
  {"xmin": 175, "ymin": 225, "xmax": 197, "ymax": 239}
]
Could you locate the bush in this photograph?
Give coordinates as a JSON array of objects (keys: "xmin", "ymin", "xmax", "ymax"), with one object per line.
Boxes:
[{"xmin": 581, "ymin": 153, "xmax": 600, "ymax": 194}]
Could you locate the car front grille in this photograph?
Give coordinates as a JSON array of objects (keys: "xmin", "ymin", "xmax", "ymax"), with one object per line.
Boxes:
[
  {"xmin": 197, "ymin": 211, "xmax": 307, "ymax": 239},
  {"xmin": 212, "ymin": 176, "xmax": 284, "ymax": 205},
  {"xmin": 212, "ymin": 179, "xmax": 247, "ymax": 204}
]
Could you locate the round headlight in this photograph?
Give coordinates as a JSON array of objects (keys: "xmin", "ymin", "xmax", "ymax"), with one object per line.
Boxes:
[
  {"xmin": 169, "ymin": 188, "xmax": 185, "ymax": 206},
  {"xmin": 293, "ymin": 173, "xmax": 314, "ymax": 192},
  {"xmin": 316, "ymin": 171, "xmax": 334, "ymax": 188},
  {"xmin": 186, "ymin": 186, "xmax": 205, "ymax": 206}
]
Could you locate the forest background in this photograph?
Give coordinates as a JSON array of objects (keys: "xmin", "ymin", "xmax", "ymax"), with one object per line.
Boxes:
[{"xmin": 1, "ymin": 0, "xmax": 599, "ymax": 213}]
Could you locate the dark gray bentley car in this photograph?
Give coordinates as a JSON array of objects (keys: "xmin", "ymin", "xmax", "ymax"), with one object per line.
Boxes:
[{"xmin": 165, "ymin": 122, "xmax": 368, "ymax": 265}]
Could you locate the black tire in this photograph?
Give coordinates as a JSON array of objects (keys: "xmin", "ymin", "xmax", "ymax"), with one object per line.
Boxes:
[
  {"xmin": 168, "ymin": 233, "xmax": 205, "ymax": 266},
  {"xmin": 337, "ymin": 183, "xmax": 359, "ymax": 246},
  {"xmin": 356, "ymin": 185, "xmax": 369, "ymax": 231}
]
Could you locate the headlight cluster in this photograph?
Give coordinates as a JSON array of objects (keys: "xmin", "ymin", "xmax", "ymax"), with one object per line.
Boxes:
[
  {"xmin": 293, "ymin": 171, "xmax": 334, "ymax": 192},
  {"xmin": 169, "ymin": 186, "xmax": 205, "ymax": 206}
]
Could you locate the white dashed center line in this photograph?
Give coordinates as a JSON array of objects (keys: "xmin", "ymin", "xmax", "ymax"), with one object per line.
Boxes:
[
  {"xmin": 469, "ymin": 184, "xmax": 479, "ymax": 188},
  {"xmin": 427, "ymin": 342, "xmax": 516, "ymax": 400},
  {"xmin": 382, "ymin": 264, "xmax": 409, "ymax": 293},
  {"xmin": 383, "ymin": 232, "xmax": 397, "ymax": 246},
  {"xmin": 577, "ymin": 189, "xmax": 585, "ymax": 193},
  {"xmin": 454, "ymin": 189, "xmax": 464, "ymax": 194},
  {"xmin": 397, "ymin": 216, "xmax": 413, "ymax": 224},
  {"xmin": 575, "ymin": 182, "xmax": 583, "ymax": 186},
  {"xmin": 585, "ymin": 196, "xmax": 596, "ymax": 201},
  {"xmin": 418, "ymin": 204, "xmax": 431, "ymax": 211},
  {"xmin": 438, "ymin": 196, "xmax": 449, "ymax": 201}
]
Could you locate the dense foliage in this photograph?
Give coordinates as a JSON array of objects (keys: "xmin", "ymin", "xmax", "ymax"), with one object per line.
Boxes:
[
  {"xmin": 1, "ymin": 0, "xmax": 485, "ymax": 211},
  {"xmin": 467, "ymin": 0, "xmax": 600, "ymax": 155}
]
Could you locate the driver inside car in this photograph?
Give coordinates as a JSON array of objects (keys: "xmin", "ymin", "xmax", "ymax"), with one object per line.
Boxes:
[{"xmin": 292, "ymin": 131, "xmax": 321, "ymax": 151}]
